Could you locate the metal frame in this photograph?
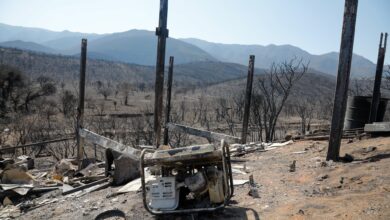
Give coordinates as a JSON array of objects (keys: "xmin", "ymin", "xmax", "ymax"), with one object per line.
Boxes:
[{"xmin": 140, "ymin": 140, "xmax": 234, "ymax": 215}]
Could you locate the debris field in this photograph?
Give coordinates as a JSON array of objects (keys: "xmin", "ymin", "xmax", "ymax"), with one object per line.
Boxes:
[{"xmin": 1, "ymin": 136, "xmax": 388, "ymax": 220}]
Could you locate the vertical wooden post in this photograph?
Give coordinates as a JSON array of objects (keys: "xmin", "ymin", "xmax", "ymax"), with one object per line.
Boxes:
[
  {"xmin": 163, "ymin": 56, "xmax": 174, "ymax": 145},
  {"xmin": 369, "ymin": 32, "xmax": 387, "ymax": 123},
  {"xmin": 241, "ymin": 55, "xmax": 255, "ymax": 144},
  {"xmin": 154, "ymin": 0, "xmax": 169, "ymax": 148},
  {"xmin": 77, "ymin": 38, "xmax": 87, "ymax": 169},
  {"xmin": 94, "ymin": 144, "xmax": 97, "ymax": 162},
  {"xmin": 327, "ymin": 0, "xmax": 358, "ymax": 161}
]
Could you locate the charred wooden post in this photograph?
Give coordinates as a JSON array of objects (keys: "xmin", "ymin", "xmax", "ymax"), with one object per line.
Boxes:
[
  {"xmin": 154, "ymin": 0, "xmax": 169, "ymax": 148},
  {"xmin": 369, "ymin": 32, "xmax": 387, "ymax": 123},
  {"xmin": 163, "ymin": 56, "xmax": 174, "ymax": 145},
  {"xmin": 94, "ymin": 144, "xmax": 97, "ymax": 161},
  {"xmin": 241, "ymin": 55, "xmax": 255, "ymax": 144},
  {"xmin": 77, "ymin": 38, "xmax": 87, "ymax": 169},
  {"xmin": 327, "ymin": 0, "xmax": 358, "ymax": 161}
]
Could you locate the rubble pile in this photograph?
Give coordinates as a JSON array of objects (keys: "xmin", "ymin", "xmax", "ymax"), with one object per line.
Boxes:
[
  {"xmin": 0, "ymin": 156, "xmax": 109, "ymax": 218},
  {"xmin": 0, "ymin": 139, "xmax": 292, "ymax": 218}
]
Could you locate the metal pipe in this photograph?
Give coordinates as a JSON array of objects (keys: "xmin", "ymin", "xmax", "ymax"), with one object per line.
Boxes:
[{"xmin": 327, "ymin": 0, "xmax": 359, "ymax": 161}]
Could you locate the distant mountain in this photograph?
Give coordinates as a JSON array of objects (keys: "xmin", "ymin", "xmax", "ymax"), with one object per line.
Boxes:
[
  {"xmin": 0, "ymin": 23, "xmax": 377, "ymax": 77},
  {"xmin": 310, "ymin": 52, "xmax": 376, "ymax": 78},
  {"xmin": 181, "ymin": 38, "xmax": 311, "ymax": 65},
  {"xmin": 0, "ymin": 23, "xmax": 101, "ymax": 44},
  {"xmin": 43, "ymin": 36, "xmax": 104, "ymax": 52},
  {"xmin": 181, "ymin": 38, "xmax": 376, "ymax": 77},
  {"xmin": 0, "ymin": 40, "xmax": 58, "ymax": 54},
  {"xmin": 80, "ymin": 30, "xmax": 217, "ymax": 65},
  {"xmin": 0, "ymin": 48, "xmax": 248, "ymax": 86},
  {"xmin": 0, "ymin": 24, "xmax": 217, "ymax": 65}
]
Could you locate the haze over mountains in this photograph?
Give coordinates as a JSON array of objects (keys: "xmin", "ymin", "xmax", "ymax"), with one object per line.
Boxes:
[
  {"xmin": 0, "ymin": 23, "xmax": 376, "ymax": 77},
  {"xmin": 0, "ymin": 47, "xmax": 337, "ymax": 100},
  {"xmin": 180, "ymin": 38, "xmax": 376, "ymax": 78},
  {"xmin": 0, "ymin": 47, "xmax": 253, "ymax": 87}
]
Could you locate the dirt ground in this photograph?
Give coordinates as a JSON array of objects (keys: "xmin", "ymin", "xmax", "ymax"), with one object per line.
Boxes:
[{"xmin": 15, "ymin": 136, "xmax": 390, "ymax": 220}]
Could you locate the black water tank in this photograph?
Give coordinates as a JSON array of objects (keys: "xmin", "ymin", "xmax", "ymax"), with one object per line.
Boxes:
[{"xmin": 344, "ymin": 96, "xmax": 388, "ymax": 130}]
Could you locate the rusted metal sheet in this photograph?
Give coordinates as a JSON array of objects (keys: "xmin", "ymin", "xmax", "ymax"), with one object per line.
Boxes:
[
  {"xmin": 166, "ymin": 123, "xmax": 241, "ymax": 143},
  {"xmin": 79, "ymin": 128, "xmax": 140, "ymax": 160},
  {"xmin": 327, "ymin": 0, "xmax": 358, "ymax": 161},
  {"xmin": 369, "ymin": 33, "xmax": 388, "ymax": 123}
]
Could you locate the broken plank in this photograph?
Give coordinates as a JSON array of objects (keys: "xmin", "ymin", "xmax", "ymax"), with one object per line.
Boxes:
[
  {"xmin": 232, "ymin": 168, "xmax": 247, "ymax": 175},
  {"xmin": 62, "ymin": 177, "xmax": 110, "ymax": 196},
  {"xmin": 30, "ymin": 186, "xmax": 61, "ymax": 194},
  {"xmin": 71, "ymin": 182, "xmax": 111, "ymax": 198},
  {"xmin": 233, "ymin": 179, "xmax": 249, "ymax": 186},
  {"xmin": 364, "ymin": 122, "xmax": 390, "ymax": 133},
  {"xmin": 166, "ymin": 123, "xmax": 240, "ymax": 143}
]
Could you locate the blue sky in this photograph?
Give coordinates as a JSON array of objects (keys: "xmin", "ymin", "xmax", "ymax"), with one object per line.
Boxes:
[{"xmin": 0, "ymin": 0, "xmax": 389, "ymax": 63}]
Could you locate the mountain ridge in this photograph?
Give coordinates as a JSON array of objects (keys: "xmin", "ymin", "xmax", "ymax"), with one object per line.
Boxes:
[
  {"xmin": 181, "ymin": 38, "xmax": 376, "ymax": 77},
  {"xmin": 0, "ymin": 47, "xmax": 253, "ymax": 87},
  {"xmin": 0, "ymin": 23, "xmax": 377, "ymax": 77},
  {"xmin": 0, "ymin": 40, "xmax": 59, "ymax": 54}
]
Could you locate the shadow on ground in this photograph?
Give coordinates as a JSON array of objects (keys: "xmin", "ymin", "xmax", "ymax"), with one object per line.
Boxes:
[
  {"xmin": 364, "ymin": 153, "xmax": 390, "ymax": 162},
  {"xmin": 154, "ymin": 207, "xmax": 261, "ymax": 220}
]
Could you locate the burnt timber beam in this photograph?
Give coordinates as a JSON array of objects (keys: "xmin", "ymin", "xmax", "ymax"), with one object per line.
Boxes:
[
  {"xmin": 166, "ymin": 123, "xmax": 241, "ymax": 144},
  {"xmin": 163, "ymin": 56, "xmax": 174, "ymax": 145},
  {"xmin": 327, "ymin": 0, "xmax": 358, "ymax": 161},
  {"xmin": 77, "ymin": 39, "xmax": 87, "ymax": 169},
  {"xmin": 79, "ymin": 128, "xmax": 140, "ymax": 160},
  {"xmin": 154, "ymin": 0, "xmax": 169, "ymax": 148},
  {"xmin": 364, "ymin": 122, "xmax": 390, "ymax": 133},
  {"xmin": 241, "ymin": 55, "xmax": 255, "ymax": 144},
  {"xmin": 62, "ymin": 177, "xmax": 110, "ymax": 196},
  {"xmin": 369, "ymin": 32, "xmax": 387, "ymax": 123}
]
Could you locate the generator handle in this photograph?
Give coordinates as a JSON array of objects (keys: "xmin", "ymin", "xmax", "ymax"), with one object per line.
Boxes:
[{"xmin": 140, "ymin": 148, "xmax": 155, "ymax": 215}]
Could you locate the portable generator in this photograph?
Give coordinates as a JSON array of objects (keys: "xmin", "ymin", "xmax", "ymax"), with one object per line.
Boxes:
[{"xmin": 140, "ymin": 140, "xmax": 234, "ymax": 215}]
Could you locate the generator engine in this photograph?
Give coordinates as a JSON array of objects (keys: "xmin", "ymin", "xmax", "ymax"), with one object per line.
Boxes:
[{"xmin": 140, "ymin": 141, "xmax": 233, "ymax": 215}]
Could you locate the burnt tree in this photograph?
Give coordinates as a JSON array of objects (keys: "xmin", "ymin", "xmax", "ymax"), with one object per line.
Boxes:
[{"xmin": 254, "ymin": 58, "xmax": 308, "ymax": 142}]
